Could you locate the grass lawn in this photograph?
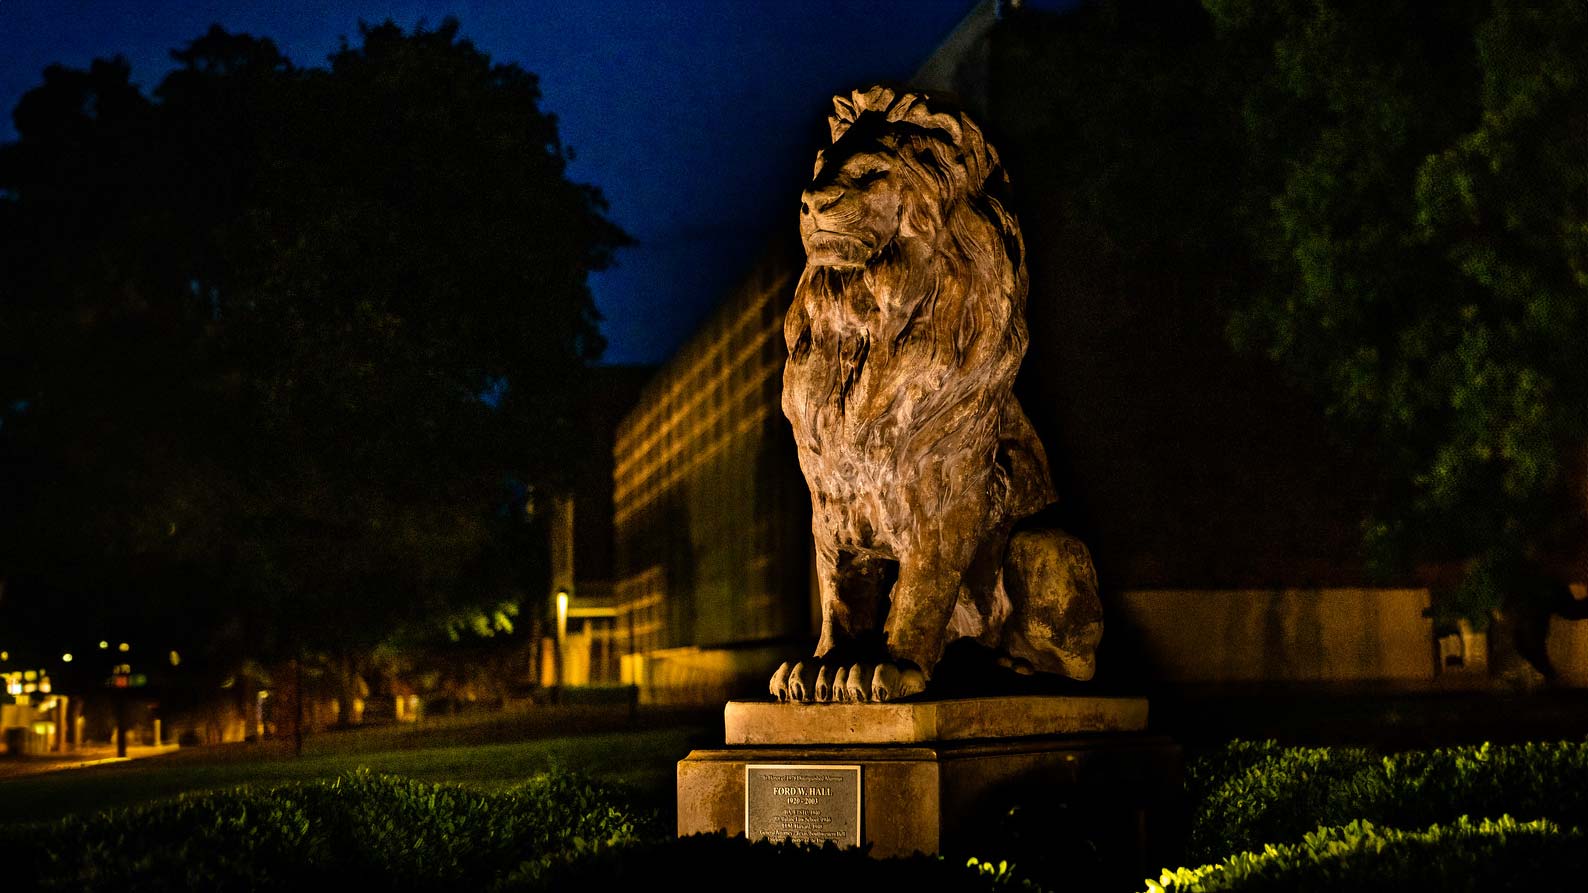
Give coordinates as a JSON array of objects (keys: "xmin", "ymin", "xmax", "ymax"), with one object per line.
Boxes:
[{"xmin": 0, "ymin": 704, "xmax": 718, "ymax": 827}]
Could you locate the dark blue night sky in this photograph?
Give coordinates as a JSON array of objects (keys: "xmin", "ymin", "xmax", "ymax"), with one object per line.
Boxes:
[{"xmin": 1, "ymin": 0, "xmax": 999, "ymax": 365}]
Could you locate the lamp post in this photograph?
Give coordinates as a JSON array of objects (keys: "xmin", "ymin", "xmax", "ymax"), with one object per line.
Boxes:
[{"xmin": 555, "ymin": 589, "xmax": 569, "ymax": 702}]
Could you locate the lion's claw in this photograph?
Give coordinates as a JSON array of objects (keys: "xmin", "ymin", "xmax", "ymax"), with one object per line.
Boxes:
[
  {"xmin": 771, "ymin": 658, "xmax": 924, "ymax": 703},
  {"xmin": 770, "ymin": 661, "xmax": 793, "ymax": 702},
  {"xmin": 844, "ymin": 663, "xmax": 871, "ymax": 702},
  {"xmin": 871, "ymin": 662, "xmax": 926, "ymax": 702},
  {"xmin": 814, "ymin": 665, "xmax": 834, "ymax": 701}
]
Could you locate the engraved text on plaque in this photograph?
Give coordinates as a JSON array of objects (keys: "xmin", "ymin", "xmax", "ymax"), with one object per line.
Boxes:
[{"xmin": 744, "ymin": 764, "xmax": 861, "ymax": 847}]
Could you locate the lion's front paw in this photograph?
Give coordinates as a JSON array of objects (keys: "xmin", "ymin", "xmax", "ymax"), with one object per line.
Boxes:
[
  {"xmin": 771, "ymin": 659, "xmax": 868, "ymax": 703},
  {"xmin": 825, "ymin": 661, "xmax": 926, "ymax": 702},
  {"xmin": 869, "ymin": 662, "xmax": 926, "ymax": 702}
]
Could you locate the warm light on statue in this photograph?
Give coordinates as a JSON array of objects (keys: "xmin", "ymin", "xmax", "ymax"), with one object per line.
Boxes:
[{"xmin": 772, "ymin": 85, "xmax": 1103, "ymax": 703}]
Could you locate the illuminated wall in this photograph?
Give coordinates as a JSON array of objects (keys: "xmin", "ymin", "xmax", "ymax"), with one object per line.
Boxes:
[{"xmin": 612, "ymin": 245, "xmax": 813, "ymax": 701}]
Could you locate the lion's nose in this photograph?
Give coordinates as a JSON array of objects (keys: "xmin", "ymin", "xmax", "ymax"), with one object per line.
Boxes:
[{"xmin": 802, "ymin": 187, "xmax": 844, "ymax": 216}]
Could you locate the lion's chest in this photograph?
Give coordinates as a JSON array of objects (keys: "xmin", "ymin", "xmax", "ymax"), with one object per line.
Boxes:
[{"xmin": 783, "ymin": 333, "xmax": 983, "ymax": 552}]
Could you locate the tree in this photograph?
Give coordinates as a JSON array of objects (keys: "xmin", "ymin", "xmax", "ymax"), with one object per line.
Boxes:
[
  {"xmin": 1205, "ymin": 0, "xmax": 1588, "ymax": 631},
  {"xmin": 0, "ymin": 20, "xmax": 629, "ymax": 675},
  {"xmin": 987, "ymin": 0, "xmax": 1586, "ymax": 657}
]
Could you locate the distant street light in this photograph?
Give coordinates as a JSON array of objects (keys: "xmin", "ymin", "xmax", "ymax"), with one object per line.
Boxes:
[
  {"xmin": 118, "ymin": 642, "xmax": 130, "ymax": 652},
  {"xmin": 61, "ymin": 653, "xmax": 73, "ymax": 663},
  {"xmin": 555, "ymin": 588, "xmax": 569, "ymax": 694},
  {"xmin": 99, "ymin": 641, "xmax": 109, "ymax": 650}
]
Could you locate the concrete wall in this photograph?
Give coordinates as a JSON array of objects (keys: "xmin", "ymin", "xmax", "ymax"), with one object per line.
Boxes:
[
  {"xmin": 619, "ymin": 586, "xmax": 1588, "ymax": 702},
  {"xmin": 626, "ymin": 642, "xmax": 791, "ymax": 705},
  {"xmin": 1112, "ymin": 588, "xmax": 1435, "ymax": 686},
  {"xmin": 1548, "ymin": 589, "xmax": 1588, "ymax": 686}
]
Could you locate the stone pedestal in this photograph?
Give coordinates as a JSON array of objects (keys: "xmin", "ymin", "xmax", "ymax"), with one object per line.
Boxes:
[{"xmin": 678, "ymin": 696, "xmax": 1182, "ymax": 880}]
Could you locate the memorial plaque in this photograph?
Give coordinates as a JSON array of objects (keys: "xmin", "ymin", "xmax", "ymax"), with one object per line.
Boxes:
[{"xmin": 744, "ymin": 764, "xmax": 862, "ymax": 847}]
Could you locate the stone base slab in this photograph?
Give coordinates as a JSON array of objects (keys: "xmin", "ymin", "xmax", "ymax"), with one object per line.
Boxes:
[
  {"xmin": 678, "ymin": 732, "xmax": 1183, "ymax": 874},
  {"xmin": 723, "ymin": 695, "xmax": 1149, "ymax": 745}
]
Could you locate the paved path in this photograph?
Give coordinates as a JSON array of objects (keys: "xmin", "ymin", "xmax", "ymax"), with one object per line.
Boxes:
[{"xmin": 0, "ymin": 744, "xmax": 179, "ymax": 778}]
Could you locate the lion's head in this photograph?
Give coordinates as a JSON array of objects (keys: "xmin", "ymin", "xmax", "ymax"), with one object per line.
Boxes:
[
  {"xmin": 789, "ymin": 85, "xmax": 1027, "ymax": 379},
  {"xmin": 798, "ymin": 85, "xmax": 1020, "ymax": 279}
]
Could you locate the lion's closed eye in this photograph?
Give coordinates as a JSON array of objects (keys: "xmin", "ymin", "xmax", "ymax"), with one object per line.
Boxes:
[{"xmin": 851, "ymin": 169, "xmax": 888, "ymax": 188}]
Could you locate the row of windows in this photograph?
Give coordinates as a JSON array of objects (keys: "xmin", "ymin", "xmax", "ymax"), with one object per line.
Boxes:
[
  {"xmin": 609, "ymin": 255, "xmax": 799, "ymax": 651},
  {"xmin": 614, "ymin": 571, "xmax": 667, "ymax": 654},
  {"xmin": 615, "ymin": 317, "xmax": 784, "ymax": 482},
  {"xmin": 614, "ymin": 274, "xmax": 790, "ymax": 459},
  {"xmin": 613, "ymin": 374, "xmax": 782, "ymax": 524},
  {"xmin": 612, "ymin": 279, "xmax": 788, "ymax": 515}
]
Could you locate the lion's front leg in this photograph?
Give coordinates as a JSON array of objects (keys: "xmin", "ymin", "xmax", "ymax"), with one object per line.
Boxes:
[
  {"xmin": 869, "ymin": 558, "xmax": 959, "ymax": 701},
  {"xmin": 868, "ymin": 509, "xmax": 986, "ymax": 702},
  {"xmin": 771, "ymin": 544, "xmax": 888, "ymax": 703}
]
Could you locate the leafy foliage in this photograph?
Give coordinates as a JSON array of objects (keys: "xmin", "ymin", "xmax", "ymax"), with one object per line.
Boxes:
[
  {"xmin": 0, "ymin": 768, "xmax": 1039, "ymax": 892},
  {"xmin": 0, "ymin": 19, "xmax": 629, "ymax": 664},
  {"xmin": 0, "ymin": 770, "xmax": 652, "ymax": 891},
  {"xmin": 522, "ymin": 832, "xmax": 1042, "ymax": 893},
  {"xmin": 1147, "ymin": 815, "xmax": 1585, "ymax": 893},
  {"xmin": 994, "ymin": 0, "xmax": 1588, "ymax": 616},
  {"xmin": 1202, "ymin": 0, "xmax": 1588, "ymax": 612},
  {"xmin": 1185, "ymin": 739, "xmax": 1588, "ymax": 861}
]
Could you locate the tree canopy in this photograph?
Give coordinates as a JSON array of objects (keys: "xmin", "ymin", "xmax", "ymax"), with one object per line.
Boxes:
[
  {"xmin": 0, "ymin": 19, "xmax": 630, "ymax": 670},
  {"xmin": 994, "ymin": 0, "xmax": 1587, "ymax": 623},
  {"xmin": 1208, "ymin": 0, "xmax": 1588, "ymax": 620}
]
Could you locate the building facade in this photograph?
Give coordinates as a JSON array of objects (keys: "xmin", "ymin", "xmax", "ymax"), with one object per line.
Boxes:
[
  {"xmin": 612, "ymin": 249, "xmax": 813, "ymax": 703},
  {"xmin": 607, "ymin": 0, "xmax": 1588, "ymax": 702},
  {"xmin": 540, "ymin": 365, "xmax": 651, "ymax": 689}
]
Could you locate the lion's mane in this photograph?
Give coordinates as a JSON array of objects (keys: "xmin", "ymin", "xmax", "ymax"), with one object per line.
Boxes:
[{"xmin": 783, "ymin": 85, "xmax": 1053, "ymax": 542}]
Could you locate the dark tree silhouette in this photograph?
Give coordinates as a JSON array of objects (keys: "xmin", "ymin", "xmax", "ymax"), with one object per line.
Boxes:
[{"xmin": 0, "ymin": 20, "xmax": 630, "ymax": 677}]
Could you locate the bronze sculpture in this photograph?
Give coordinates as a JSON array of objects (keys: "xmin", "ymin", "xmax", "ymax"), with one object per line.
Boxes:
[{"xmin": 774, "ymin": 85, "xmax": 1102, "ymax": 703}]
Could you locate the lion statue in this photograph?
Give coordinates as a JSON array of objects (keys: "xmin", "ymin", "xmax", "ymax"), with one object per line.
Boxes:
[{"xmin": 772, "ymin": 85, "xmax": 1103, "ymax": 703}]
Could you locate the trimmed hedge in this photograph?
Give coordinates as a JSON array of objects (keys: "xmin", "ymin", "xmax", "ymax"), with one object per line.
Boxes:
[
  {"xmin": 0, "ymin": 770, "xmax": 1037, "ymax": 891},
  {"xmin": 521, "ymin": 834, "xmax": 1039, "ymax": 892},
  {"xmin": 1185, "ymin": 739, "xmax": 1588, "ymax": 861},
  {"xmin": 1145, "ymin": 816, "xmax": 1586, "ymax": 893},
  {"xmin": 0, "ymin": 770, "xmax": 651, "ymax": 891},
  {"xmin": 8, "ymin": 740, "xmax": 1587, "ymax": 891}
]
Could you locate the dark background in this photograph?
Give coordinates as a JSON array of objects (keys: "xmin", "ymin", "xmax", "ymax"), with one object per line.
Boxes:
[{"xmin": 2, "ymin": 1, "xmax": 1073, "ymax": 365}]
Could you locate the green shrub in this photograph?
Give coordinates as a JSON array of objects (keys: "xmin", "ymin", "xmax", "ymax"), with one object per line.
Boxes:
[
  {"xmin": 1186, "ymin": 740, "xmax": 1588, "ymax": 860},
  {"xmin": 514, "ymin": 832, "xmax": 1043, "ymax": 893},
  {"xmin": 0, "ymin": 768, "xmax": 1041, "ymax": 891},
  {"xmin": 1146, "ymin": 816, "xmax": 1586, "ymax": 892},
  {"xmin": 0, "ymin": 769, "xmax": 654, "ymax": 891},
  {"xmin": 1186, "ymin": 740, "xmax": 1381, "ymax": 860}
]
